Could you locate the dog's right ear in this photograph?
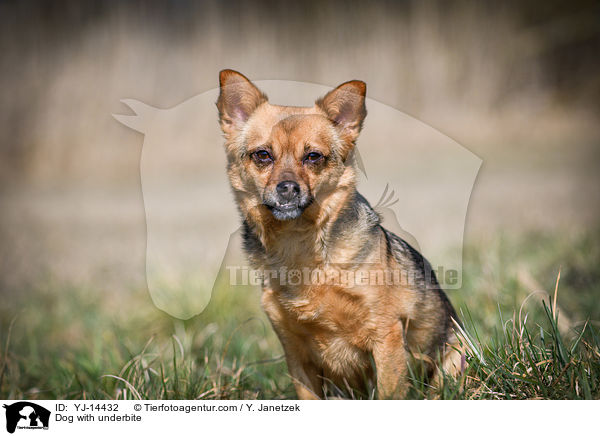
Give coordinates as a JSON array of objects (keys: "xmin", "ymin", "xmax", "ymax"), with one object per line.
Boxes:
[{"xmin": 216, "ymin": 70, "xmax": 268, "ymax": 137}]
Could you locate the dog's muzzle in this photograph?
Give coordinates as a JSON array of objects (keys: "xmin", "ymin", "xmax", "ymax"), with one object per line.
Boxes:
[{"xmin": 263, "ymin": 180, "xmax": 311, "ymax": 220}]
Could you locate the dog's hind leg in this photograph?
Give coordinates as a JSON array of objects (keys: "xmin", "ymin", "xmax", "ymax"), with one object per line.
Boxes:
[{"xmin": 431, "ymin": 335, "xmax": 465, "ymax": 391}]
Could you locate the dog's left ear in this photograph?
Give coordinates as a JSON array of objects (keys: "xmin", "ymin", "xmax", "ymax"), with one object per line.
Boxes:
[
  {"xmin": 316, "ymin": 80, "xmax": 367, "ymax": 147},
  {"xmin": 217, "ymin": 69, "xmax": 268, "ymax": 137}
]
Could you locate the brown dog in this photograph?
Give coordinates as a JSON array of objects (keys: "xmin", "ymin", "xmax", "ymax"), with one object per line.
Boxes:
[{"xmin": 217, "ymin": 69, "xmax": 461, "ymax": 399}]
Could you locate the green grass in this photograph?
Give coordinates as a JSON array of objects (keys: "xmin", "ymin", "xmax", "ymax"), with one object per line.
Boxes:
[{"xmin": 1, "ymin": 229, "xmax": 599, "ymax": 400}]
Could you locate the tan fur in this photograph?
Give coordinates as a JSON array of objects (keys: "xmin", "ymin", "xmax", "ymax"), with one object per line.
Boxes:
[{"xmin": 217, "ymin": 70, "xmax": 462, "ymax": 399}]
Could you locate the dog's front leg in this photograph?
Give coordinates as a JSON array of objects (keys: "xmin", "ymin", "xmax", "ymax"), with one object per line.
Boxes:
[
  {"xmin": 282, "ymin": 349, "xmax": 323, "ymax": 400},
  {"xmin": 373, "ymin": 320, "xmax": 408, "ymax": 399},
  {"xmin": 271, "ymin": 327, "xmax": 322, "ymax": 399},
  {"xmin": 261, "ymin": 288, "xmax": 323, "ymax": 399}
]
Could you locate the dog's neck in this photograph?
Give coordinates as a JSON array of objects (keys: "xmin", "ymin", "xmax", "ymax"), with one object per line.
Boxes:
[{"xmin": 242, "ymin": 187, "xmax": 380, "ymax": 271}]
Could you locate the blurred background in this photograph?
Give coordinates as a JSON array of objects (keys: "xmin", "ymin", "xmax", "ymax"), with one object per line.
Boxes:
[
  {"xmin": 0, "ymin": 0, "xmax": 599, "ymax": 399},
  {"xmin": 0, "ymin": 0, "xmax": 599, "ymax": 291}
]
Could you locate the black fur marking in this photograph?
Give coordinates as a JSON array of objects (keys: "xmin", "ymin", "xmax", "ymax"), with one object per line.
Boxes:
[
  {"xmin": 381, "ymin": 226, "xmax": 461, "ymax": 335},
  {"xmin": 241, "ymin": 220, "xmax": 265, "ymax": 257}
]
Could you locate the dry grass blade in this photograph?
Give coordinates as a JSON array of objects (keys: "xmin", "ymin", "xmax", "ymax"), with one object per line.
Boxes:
[
  {"xmin": 101, "ymin": 375, "xmax": 143, "ymax": 400},
  {"xmin": 553, "ymin": 267, "xmax": 561, "ymax": 319}
]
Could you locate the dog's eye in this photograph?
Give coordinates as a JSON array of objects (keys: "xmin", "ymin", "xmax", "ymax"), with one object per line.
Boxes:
[
  {"xmin": 304, "ymin": 152, "xmax": 323, "ymax": 163},
  {"xmin": 252, "ymin": 150, "xmax": 273, "ymax": 163}
]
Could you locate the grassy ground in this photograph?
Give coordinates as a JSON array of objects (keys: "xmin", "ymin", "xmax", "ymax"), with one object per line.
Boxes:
[{"xmin": 1, "ymin": 229, "xmax": 599, "ymax": 400}]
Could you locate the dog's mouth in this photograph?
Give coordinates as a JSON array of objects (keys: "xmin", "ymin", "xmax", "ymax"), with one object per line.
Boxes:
[
  {"xmin": 264, "ymin": 202, "xmax": 304, "ymax": 220},
  {"xmin": 263, "ymin": 198, "xmax": 313, "ymax": 221}
]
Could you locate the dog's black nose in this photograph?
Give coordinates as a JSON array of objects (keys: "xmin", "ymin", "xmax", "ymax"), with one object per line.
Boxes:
[{"xmin": 276, "ymin": 181, "xmax": 300, "ymax": 202}]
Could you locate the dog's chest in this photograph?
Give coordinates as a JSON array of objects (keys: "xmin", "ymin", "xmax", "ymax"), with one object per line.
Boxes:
[{"xmin": 263, "ymin": 284, "xmax": 375, "ymax": 374}]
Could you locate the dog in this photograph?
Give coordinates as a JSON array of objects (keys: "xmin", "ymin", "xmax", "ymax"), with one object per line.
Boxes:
[{"xmin": 217, "ymin": 69, "xmax": 462, "ymax": 399}]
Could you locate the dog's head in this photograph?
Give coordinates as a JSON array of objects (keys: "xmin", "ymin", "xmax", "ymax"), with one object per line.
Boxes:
[{"xmin": 217, "ymin": 70, "xmax": 366, "ymax": 222}]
